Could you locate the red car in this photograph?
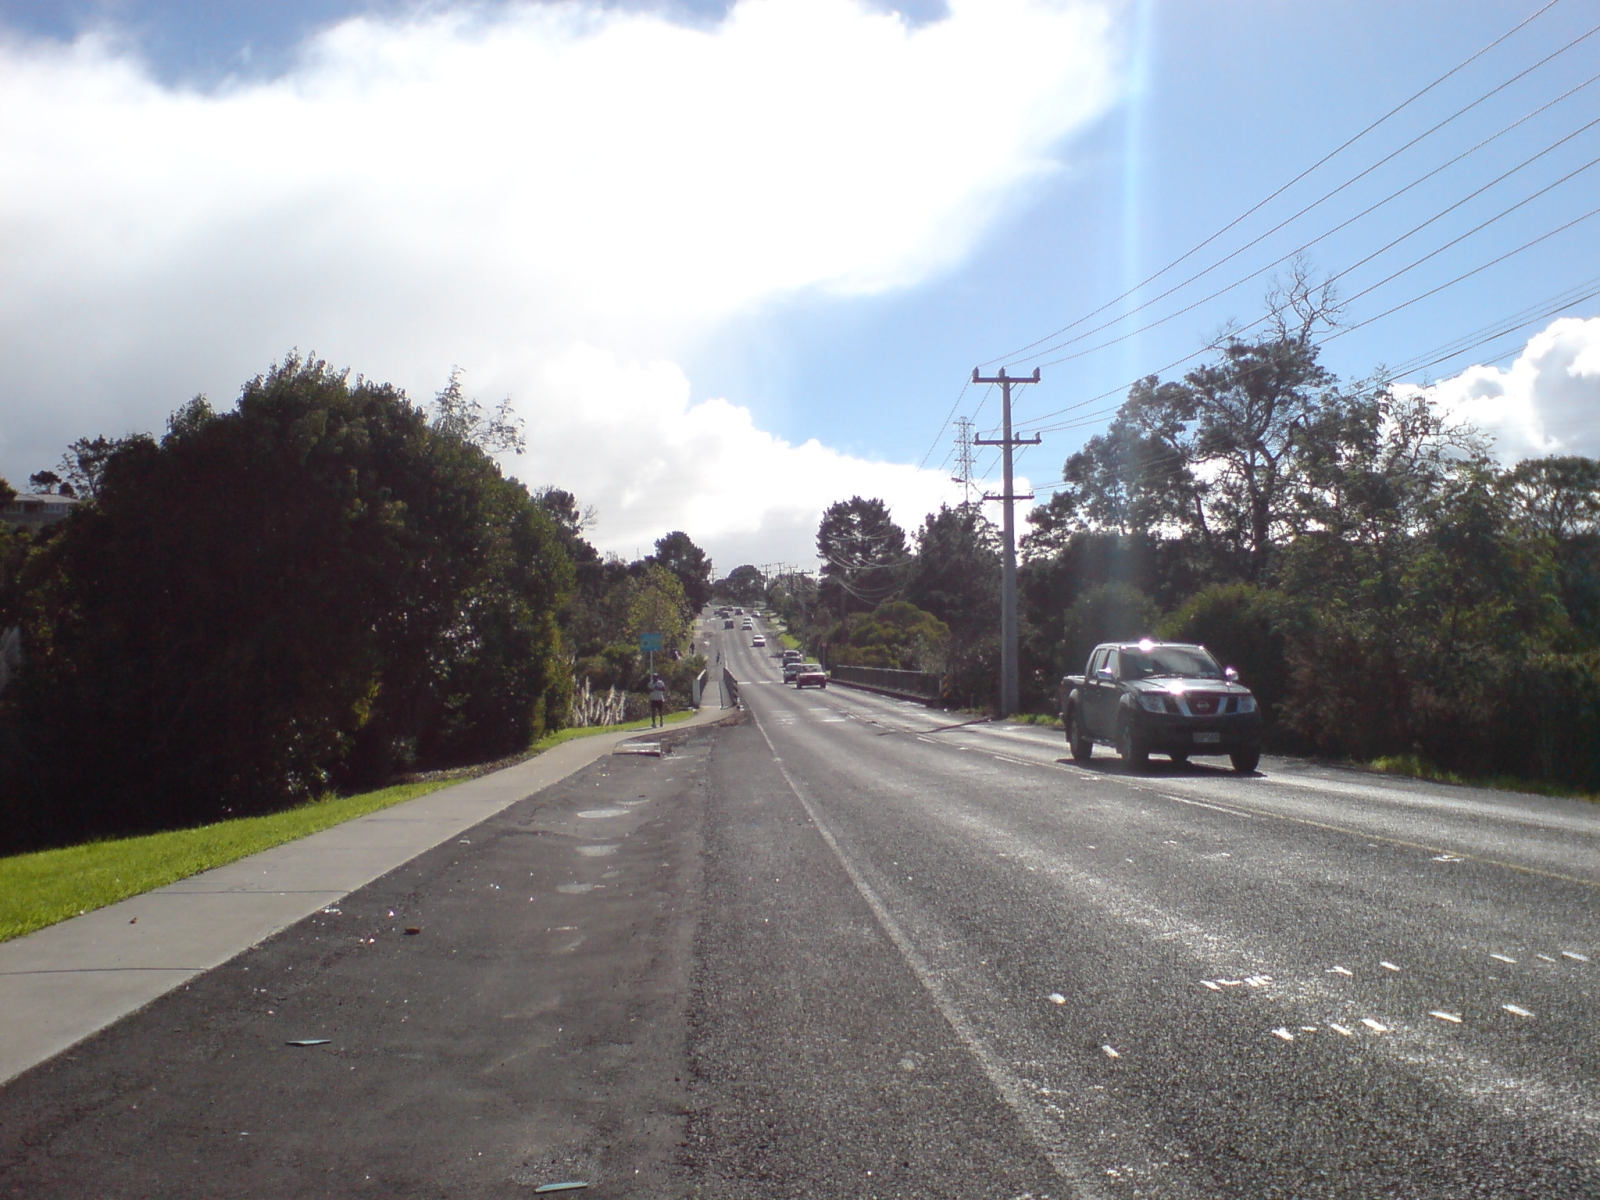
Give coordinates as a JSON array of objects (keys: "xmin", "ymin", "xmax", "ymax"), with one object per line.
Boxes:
[{"xmin": 795, "ymin": 663, "xmax": 827, "ymax": 689}]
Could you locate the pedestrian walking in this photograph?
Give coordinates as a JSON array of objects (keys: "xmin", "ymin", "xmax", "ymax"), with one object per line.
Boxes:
[{"xmin": 649, "ymin": 673, "xmax": 667, "ymax": 728}]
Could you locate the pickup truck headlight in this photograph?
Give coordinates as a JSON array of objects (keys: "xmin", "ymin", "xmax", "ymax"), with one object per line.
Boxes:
[
  {"xmin": 1236, "ymin": 695, "xmax": 1257, "ymax": 714},
  {"xmin": 1138, "ymin": 694, "xmax": 1170, "ymax": 713}
]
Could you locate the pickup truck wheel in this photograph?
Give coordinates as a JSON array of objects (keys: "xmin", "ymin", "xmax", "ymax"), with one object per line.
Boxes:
[
  {"xmin": 1169, "ymin": 751, "xmax": 1189, "ymax": 765},
  {"xmin": 1116, "ymin": 717, "xmax": 1149, "ymax": 772},
  {"xmin": 1068, "ymin": 713, "xmax": 1093, "ymax": 762},
  {"xmin": 1230, "ymin": 747, "xmax": 1260, "ymax": 774}
]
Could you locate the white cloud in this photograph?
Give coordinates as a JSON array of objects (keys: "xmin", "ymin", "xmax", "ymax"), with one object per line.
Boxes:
[
  {"xmin": 1400, "ymin": 316, "xmax": 1600, "ymax": 462},
  {"xmin": 0, "ymin": 0, "xmax": 1116, "ymax": 563}
]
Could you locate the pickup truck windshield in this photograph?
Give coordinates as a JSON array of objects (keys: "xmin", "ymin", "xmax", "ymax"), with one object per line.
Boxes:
[{"xmin": 1120, "ymin": 647, "xmax": 1223, "ymax": 680}]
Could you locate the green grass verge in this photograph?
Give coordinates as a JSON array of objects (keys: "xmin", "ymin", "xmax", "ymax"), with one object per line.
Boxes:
[
  {"xmin": 1007, "ymin": 712, "xmax": 1063, "ymax": 728},
  {"xmin": 778, "ymin": 632, "xmax": 801, "ymax": 651},
  {"xmin": 0, "ymin": 779, "xmax": 453, "ymax": 945},
  {"xmin": 1366, "ymin": 753, "xmax": 1597, "ymax": 804},
  {"xmin": 0, "ymin": 709, "xmax": 701, "ymax": 945}
]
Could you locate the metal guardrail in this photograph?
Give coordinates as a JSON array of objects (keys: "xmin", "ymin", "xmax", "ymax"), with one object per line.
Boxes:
[
  {"xmin": 828, "ymin": 664, "xmax": 944, "ymax": 704},
  {"xmin": 721, "ymin": 666, "xmax": 741, "ymax": 709},
  {"xmin": 692, "ymin": 669, "xmax": 707, "ymax": 708}
]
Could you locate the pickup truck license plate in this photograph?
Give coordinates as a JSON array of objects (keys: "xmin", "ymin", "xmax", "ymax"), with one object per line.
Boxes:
[{"xmin": 1193, "ymin": 731, "xmax": 1221, "ymax": 744}]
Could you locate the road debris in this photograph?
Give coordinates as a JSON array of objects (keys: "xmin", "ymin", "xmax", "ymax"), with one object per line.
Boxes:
[{"xmin": 533, "ymin": 1183, "xmax": 589, "ymax": 1194}]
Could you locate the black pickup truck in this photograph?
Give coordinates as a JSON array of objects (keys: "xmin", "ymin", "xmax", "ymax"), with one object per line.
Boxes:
[{"xmin": 1058, "ymin": 641, "xmax": 1261, "ymax": 773}]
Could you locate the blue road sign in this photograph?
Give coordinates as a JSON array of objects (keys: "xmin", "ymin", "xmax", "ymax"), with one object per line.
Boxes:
[{"xmin": 639, "ymin": 632, "xmax": 664, "ymax": 653}]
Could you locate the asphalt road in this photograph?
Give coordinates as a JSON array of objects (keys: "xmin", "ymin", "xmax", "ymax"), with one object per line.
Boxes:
[
  {"xmin": 707, "ymin": 617, "xmax": 1599, "ymax": 1198},
  {"xmin": 1, "ymin": 612, "xmax": 1595, "ymax": 1198}
]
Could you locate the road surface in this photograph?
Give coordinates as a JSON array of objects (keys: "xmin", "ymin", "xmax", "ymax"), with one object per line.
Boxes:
[{"xmin": 0, "ymin": 612, "xmax": 1593, "ymax": 1198}]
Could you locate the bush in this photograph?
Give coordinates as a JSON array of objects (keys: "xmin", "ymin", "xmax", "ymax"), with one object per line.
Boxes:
[
  {"xmin": 1059, "ymin": 583, "xmax": 1160, "ymax": 676},
  {"xmin": 1159, "ymin": 582, "xmax": 1291, "ymax": 737}
]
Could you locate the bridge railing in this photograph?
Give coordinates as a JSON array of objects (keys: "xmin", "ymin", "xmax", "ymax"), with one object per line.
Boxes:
[{"xmin": 827, "ymin": 664, "xmax": 944, "ymax": 705}]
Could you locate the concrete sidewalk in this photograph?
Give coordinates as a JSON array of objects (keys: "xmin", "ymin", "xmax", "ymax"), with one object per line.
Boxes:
[{"xmin": 0, "ymin": 705, "xmax": 728, "ymax": 1086}]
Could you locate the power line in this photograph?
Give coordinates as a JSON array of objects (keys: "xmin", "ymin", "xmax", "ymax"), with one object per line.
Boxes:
[
  {"xmin": 977, "ymin": 0, "xmax": 1571, "ymax": 369},
  {"xmin": 1007, "ymin": 67, "xmax": 1600, "ymax": 371}
]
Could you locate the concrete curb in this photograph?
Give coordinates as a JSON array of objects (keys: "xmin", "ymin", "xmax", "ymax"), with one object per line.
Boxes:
[{"xmin": 0, "ymin": 703, "xmax": 730, "ymax": 1087}]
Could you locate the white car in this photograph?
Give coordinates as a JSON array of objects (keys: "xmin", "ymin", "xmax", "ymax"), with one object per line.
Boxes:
[{"xmin": 752, "ymin": 634, "xmax": 766, "ymax": 647}]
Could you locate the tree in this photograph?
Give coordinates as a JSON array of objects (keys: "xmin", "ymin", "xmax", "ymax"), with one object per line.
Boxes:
[
  {"xmin": 628, "ymin": 563, "xmax": 690, "ymax": 651},
  {"xmin": 650, "ymin": 530, "xmax": 713, "ymax": 614},
  {"xmin": 0, "ymin": 353, "xmax": 573, "ymax": 850},
  {"xmin": 907, "ymin": 503, "xmax": 1000, "ymax": 700},
  {"xmin": 717, "ymin": 564, "xmax": 765, "ymax": 605},
  {"xmin": 431, "ymin": 367, "xmax": 525, "ymax": 455},
  {"xmin": 817, "ymin": 496, "xmax": 907, "ymax": 618},
  {"xmin": 827, "ymin": 600, "xmax": 950, "ymax": 671}
]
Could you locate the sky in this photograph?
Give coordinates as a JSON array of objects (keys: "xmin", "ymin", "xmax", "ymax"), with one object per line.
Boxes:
[{"xmin": 1, "ymin": 0, "xmax": 1597, "ymax": 571}]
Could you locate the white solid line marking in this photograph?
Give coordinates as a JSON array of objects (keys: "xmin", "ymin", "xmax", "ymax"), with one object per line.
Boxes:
[
  {"xmin": 1101, "ymin": 1045, "xmax": 1120, "ymax": 1058},
  {"xmin": 748, "ymin": 714, "xmax": 1107, "ymax": 1198},
  {"xmin": 1489, "ymin": 954, "xmax": 1516, "ymax": 964},
  {"xmin": 1330, "ymin": 1024, "xmax": 1354, "ymax": 1036},
  {"xmin": 1361, "ymin": 1019, "xmax": 1390, "ymax": 1033},
  {"xmin": 1272, "ymin": 1028, "xmax": 1295, "ymax": 1041},
  {"xmin": 1562, "ymin": 951, "xmax": 1589, "ymax": 962},
  {"xmin": 1380, "ymin": 961, "xmax": 1401, "ymax": 971},
  {"xmin": 1430, "ymin": 1011, "xmax": 1463, "ymax": 1023},
  {"xmin": 1327, "ymin": 966, "xmax": 1353, "ymax": 976},
  {"xmin": 1502, "ymin": 1004, "xmax": 1535, "ymax": 1017}
]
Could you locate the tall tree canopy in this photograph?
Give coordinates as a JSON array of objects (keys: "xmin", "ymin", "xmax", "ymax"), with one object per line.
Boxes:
[
  {"xmin": 650, "ymin": 530, "xmax": 713, "ymax": 614},
  {"xmin": 0, "ymin": 355, "xmax": 573, "ymax": 849},
  {"xmin": 817, "ymin": 496, "xmax": 907, "ymax": 618}
]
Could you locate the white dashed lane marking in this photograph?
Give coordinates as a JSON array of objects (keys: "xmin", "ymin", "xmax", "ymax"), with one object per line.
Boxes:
[{"xmin": 1502, "ymin": 1004, "xmax": 1535, "ymax": 1018}]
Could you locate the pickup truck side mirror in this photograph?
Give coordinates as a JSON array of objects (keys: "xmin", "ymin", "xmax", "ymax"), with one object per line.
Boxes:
[
  {"xmin": 1224, "ymin": 666, "xmax": 1239, "ymax": 682},
  {"xmin": 1096, "ymin": 666, "xmax": 1115, "ymax": 681}
]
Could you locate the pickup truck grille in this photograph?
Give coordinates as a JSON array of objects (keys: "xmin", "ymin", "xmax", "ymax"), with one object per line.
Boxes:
[{"xmin": 1185, "ymin": 693, "xmax": 1225, "ymax": 716}]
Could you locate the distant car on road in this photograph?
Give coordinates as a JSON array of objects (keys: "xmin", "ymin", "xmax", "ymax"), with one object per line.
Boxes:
[
  {"xmin": 1059, "ymin": 640, "xmax": 1260, "ymax": 773},
  {"xmin": 795, "ymin": 663, "xmax": 826, "ymax": 689},
  {"xmin": 723, "ymin": 618, "xmax": 734, "ymax": 629},
  {"xmin": 782, "ymin": 660, "xmax": 803, "ymax": 683},
  {"xmin": 752, "ymin": 634, "xmax": 766, "ymax": 647},
  {"xmin": 782, "ymin": 649, "xmax": 802, "ymax": 665}
]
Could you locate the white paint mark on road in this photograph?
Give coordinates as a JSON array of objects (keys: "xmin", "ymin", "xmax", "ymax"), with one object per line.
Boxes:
[
  {"xmin": 1330, "ymin": 1024, "xmax": 1354, "ymax": 1036},
  {"xmin": 1562, "ymin": 951, "xmax": 1589, "ymax": 962},
  {"xmin": 1362, "ymin": 1019, "xmax": 1390, "ymax": 1033},
  {"xmin": 1245, "ymin": 975, "xmax": 1273, "ymax": 987},
  {"xmin": 1432, "ymin": 854, "xmax": 1462, "ymax": 862},
  {"xmin": 1489, "ymin": 954, "xmax": 1517, "ymax": 964},
  {"xmin": 576, "ymin": 808, "xmax": 629, "ymax": 819},
  {"xmin": 1502, "ymin": 1004, "xmax": 1535, "ymax": 1017},
  {"xmin": 1049, "ymin": 993, "xmax": 1067, "ymax": 1005},
  {"xmin": 576, "ymin": 845, "xmax": 619, "ymax": 857},
  {"xmin": 1217, "ymin": 979, "xmax": 1243, "ymax": 987},
  {"xmin": 1101, "ymin": 1045, "xmax": 1120, "ymax": 1058},
  {"xmin": 1327, "ymin": 966, "xmax": 1353, "ymax": 976},
  {"xmin": 1271, "ymin": 1028, "xmax": 1295, "ymax": 1041},
  {"xmin": 1380, "ymin": 961, "xmax": 1401, "ymax": 972},
  {"xmin": 1430, "ymin": 1011, "xmax": 1463, "ymax": 1023},
  {"xmin": 1300, "ymin": 1026, "xmax": 1319, "ymax": 1033},
  {"xmin": 1536, "ymin": 954, "xmax": 1557, "ymax": 963},
  {"xmin": 1201, "ymin": 981, "xmax": 1221, "ymax": 991}
]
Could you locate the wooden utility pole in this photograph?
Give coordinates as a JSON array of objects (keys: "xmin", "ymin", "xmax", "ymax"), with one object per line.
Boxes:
[{"xmin": 973, "ymin": 367, "xmax": 1041, "ymax": 717}]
